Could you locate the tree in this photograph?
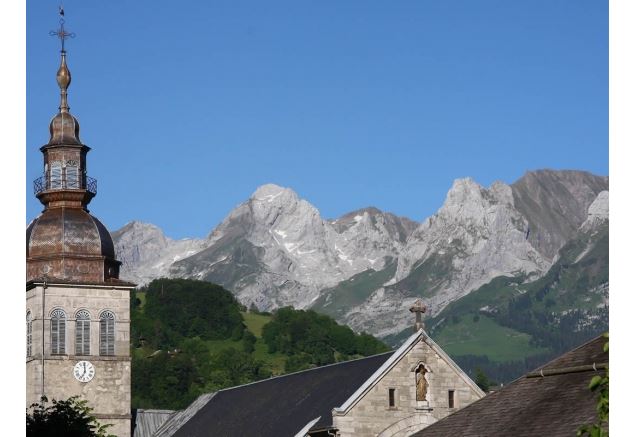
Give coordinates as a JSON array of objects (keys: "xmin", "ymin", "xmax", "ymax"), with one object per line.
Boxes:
[
  {"xmin": 578, "ymin": 333, "xmax": 609, "ymax": 437},
  {"xmin": 27, "ymin": 396, "xmax": 113, "ymax": 437},
  {"xmin": 475, "ymin": 367, "xmax": 490, "ymax": 392},
  {"xmin": 242, "ymin": 331, "xmax": 257, "ymax": 354}
]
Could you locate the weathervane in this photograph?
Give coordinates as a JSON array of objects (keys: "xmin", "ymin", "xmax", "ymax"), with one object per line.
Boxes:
[{"xmin": 49, "ymin": 6, "xmax": 75, "ymax": 52}]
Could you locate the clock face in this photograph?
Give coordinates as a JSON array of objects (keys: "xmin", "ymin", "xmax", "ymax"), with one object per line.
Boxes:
[{"xmin": 73, "ymin": 360, "xmax": 95, "ymax": 383}]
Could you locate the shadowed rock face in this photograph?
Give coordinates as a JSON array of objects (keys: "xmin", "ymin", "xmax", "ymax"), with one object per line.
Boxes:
[
  {"xmin": 330, "ymin": 207, "xmax": 418, "ymax": 244},
  {"xmin": 112, "ymin": 221, "xmax": 206, "ymax": 286},
  {"xmin": 511, "ymin": 170, "xmax": 608, "ymax": 260},
  {"xmin": 112, "ymin": 170, "xmax": 608, "ymax": 337}
]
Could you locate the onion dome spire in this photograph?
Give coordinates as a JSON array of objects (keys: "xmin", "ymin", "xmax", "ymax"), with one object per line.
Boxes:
[{"xmin": 27, "ymin": 7, "xmax": 122, "ymax": 283}]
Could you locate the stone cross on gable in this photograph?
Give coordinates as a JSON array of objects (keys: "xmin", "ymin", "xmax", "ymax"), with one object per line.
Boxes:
[{"xmin": 409, "ymin": 299, "xmax": 427, "ymax": 332}]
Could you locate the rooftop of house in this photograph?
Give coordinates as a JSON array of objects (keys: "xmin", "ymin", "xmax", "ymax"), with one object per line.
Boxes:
[
  {"xmin": 152, "ymin": 352, "xmax": 394, "ymax": 437},
  {"xmin": 410, "ymin": 334, "xmax": 609, "ymax": 437}
]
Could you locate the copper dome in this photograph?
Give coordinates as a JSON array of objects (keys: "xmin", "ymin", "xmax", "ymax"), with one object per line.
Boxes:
[
  {"xmin": 27, "ymin": 208, "xmax": 114, "ymax": 258},
  {"xmin": 26, "ymin": 208, "xmax": 120, "ymax": 282}
]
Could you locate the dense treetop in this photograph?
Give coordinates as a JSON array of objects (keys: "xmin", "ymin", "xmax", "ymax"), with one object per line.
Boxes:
[
  {"xmin": 132, "ymin": 278, "xmax": 245, "ymax": 350},
  {"xmin": 262, "ymin": 307, "xmax": 389, "ymax": 371}
]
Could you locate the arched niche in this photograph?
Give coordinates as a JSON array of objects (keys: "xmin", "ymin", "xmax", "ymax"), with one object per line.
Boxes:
[{"xmin": 411, "ymin": 361, "xmax": 433, "ymax": 408}]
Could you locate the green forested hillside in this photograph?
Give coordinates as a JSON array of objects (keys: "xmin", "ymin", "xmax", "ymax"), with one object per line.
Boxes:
[
  {"xmin": 131, "ymin": 279, "xmax": 389, "ymax": 410},
  {"xmin": 262, "ymin": 307, "xmax": 389, "ymax": 372}
]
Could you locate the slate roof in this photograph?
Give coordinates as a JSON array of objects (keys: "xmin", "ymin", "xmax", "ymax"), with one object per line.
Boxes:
[
  {"xmin": 132, "ymin": 409, "xmax": 176, "ymax": 437},
  {"xmin": 410, "ymin": 335, "xmax": 609, "ymax": 437},
  {"xmin": 153, "ymin": 352, "xmax": 393, "ymax": 437}
]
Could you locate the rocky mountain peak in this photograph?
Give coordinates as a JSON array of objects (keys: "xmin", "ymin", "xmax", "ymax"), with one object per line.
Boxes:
[
  {"xmin": 444, "ymin": 177, "xmax": 483, "ymax": 203},
  {"xmin": 112, "ymin": 169, "xmax": 608, "ymax": 338},
  {"xmin": 393, "ymin": 176, "xmax": 547, "ymax": 295},
  {"xmin": 111, "ymin": 221, "xmax": 168, "ymax": 247},
  {"xmin": 435, "ymin": 178, "xmax": 514, "ymax": 225},
  {"xmin": 511, "ymin": 169, "xmax": 609, "ymax": 259},
  {"xmin": 251, "ymin": 183, "xmax": 297, "ymax": 203},
  {"xmin": 114, "ymin": 221, "xmax": 206, "ymax": 286},
  {"xmin": 330, "ymin": 207, "xmax": 417, "ymax": 242},
  {"xmin": 247, "ymin": 184, "xmax": 320, "ymax": 229}
]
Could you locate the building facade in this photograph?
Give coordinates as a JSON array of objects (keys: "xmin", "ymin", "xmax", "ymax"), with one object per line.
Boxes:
[
  {"xmin": 26, "ymin": 21, "xmax": 134, "ymax": 437},
  {"xmin": 331, "ymin": 327, "xmax": 484, "ymax": 436}
]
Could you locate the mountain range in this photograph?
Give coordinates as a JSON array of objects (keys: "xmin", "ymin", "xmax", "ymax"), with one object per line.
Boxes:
[{"xmin": 112, "ymin": 169, "xmax": 608, "ymax": 349}]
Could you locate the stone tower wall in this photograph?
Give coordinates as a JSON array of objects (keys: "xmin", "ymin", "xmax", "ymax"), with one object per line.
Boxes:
[{"xmin": 26, "ymin": 283, "xmax": 131, "ymax": 437}]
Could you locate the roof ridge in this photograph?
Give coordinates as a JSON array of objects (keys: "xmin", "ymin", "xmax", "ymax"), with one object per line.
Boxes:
[
  {"xmin": 525, "ymin": 362, "xmax": 608, "ymax": 378},
  {"xmin": 153, "ymin": 392, "xmax": 216, "ymax": 437},
  {"xmin": 134, "ymin": 409, "xmax": 175, "ymax": 414},
  {"xmin": 211, "ymin": 350, "xmax": 394, "ymax": 394},
  {"xmin": 529, "ymin": 334, "xmax": 607, "ymax": 374}
]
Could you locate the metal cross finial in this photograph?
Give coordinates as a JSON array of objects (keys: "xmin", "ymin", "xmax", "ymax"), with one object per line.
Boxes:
[{"xmin": 49, "ymin": 7, "xmax": 75, "ymax": 52}]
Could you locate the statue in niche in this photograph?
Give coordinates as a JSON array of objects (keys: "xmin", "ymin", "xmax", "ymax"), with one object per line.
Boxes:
[{"xmin": 416, "ymin": 364, "xmax": 428, "ymax": 401}]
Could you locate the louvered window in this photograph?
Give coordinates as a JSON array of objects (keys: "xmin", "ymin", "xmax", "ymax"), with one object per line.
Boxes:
[
  {"xmin": 75, "ymin": 310, "xmax": 91, "ymax": 355},
  {"xmin": 51, "ymin": 309, "xmax": 66, "ymax": 355},
  {"xmin": 99, "ymin": 311, "xmax": 115, "ymax": 356},
  {"xmin": 66, "ymin": 164, "xmax": 79, "ymax": 189},
  {"xmin": 26, "ymin": 311, "xmax": 33, "ymax": 358},
  {"xmin": 50, "ymin": 161, "xmax": 62, "ymax": 189}
]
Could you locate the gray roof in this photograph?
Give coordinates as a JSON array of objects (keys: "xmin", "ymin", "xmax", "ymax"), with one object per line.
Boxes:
[
  {"xmin": 153, "ymin": 394, "xmax": 215, "ymax": 437},
  {"xmin": 153, "ymin": 353, "xmax": 393, "ymax": 437},
  {"xmin": 133, "ymin": 409, "xmax": 176, "ymax": 437},
  {"xmin": 410, "ymin": 335, "xmax": 609, "ymax": 437}
]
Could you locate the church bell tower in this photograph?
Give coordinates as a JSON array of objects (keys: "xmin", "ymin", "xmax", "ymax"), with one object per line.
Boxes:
[{"xmin": 26, "ymin": 11, "xmax": 134, "ymax": 437}]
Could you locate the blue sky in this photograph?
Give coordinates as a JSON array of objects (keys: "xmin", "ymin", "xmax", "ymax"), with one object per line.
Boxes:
[{"xmin": 26, "ymin": 1, "xmax": 608, "ymax": 238}]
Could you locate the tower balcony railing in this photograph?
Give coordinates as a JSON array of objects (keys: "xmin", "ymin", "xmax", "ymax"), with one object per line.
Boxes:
[{"xmin": 33, "ymin": 175, "xmax": 97, "ymax": 196}]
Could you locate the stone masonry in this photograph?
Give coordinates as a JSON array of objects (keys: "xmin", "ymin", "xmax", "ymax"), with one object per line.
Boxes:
[
  {"xmin": 332, "ymin": 332, "xmax": 484, "ymax": 437},
  {"xmin": 26, "ymin": 282, "xmax": 132, "ymax": 437}
]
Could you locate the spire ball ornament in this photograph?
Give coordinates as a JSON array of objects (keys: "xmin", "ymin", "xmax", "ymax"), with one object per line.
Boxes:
[{"xmin": 56, "ymin": 51, "xmax": 71, "ymax": 112}]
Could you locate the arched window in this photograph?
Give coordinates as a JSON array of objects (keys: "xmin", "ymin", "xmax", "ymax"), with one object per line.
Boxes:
[
  {"xmin": 26, "ymin": 311, "xmax": 32, "ymax": 358},
  {"xmin": 99, "ymin": 311, "xmax": 115, "ymax": 356},
  {"xmin": 75, "ymin": 310, "xmax": 91, "ymax": 356},
  {"xmin": 51, "ymin": 309, "xmax": 66, "ymax": 355},
  {"xmin": 66, "ymin": 163, "xmax": 79, "ymax": 189},
  {"xmin": 50, "ymin": 161, "xmax": 62, "ymax": 189}
]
